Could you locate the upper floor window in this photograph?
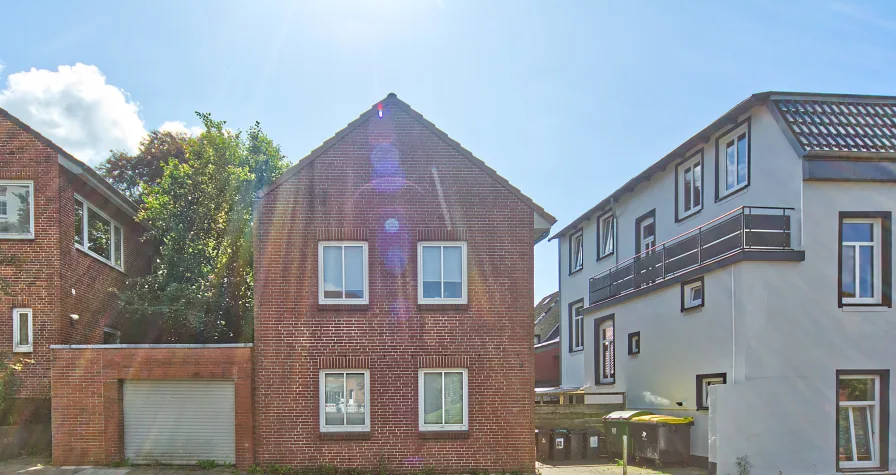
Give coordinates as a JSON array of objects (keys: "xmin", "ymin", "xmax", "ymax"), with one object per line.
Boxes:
[
  {"xmin": 569, "ymin": 299, "xmax": 584, "ymax": 352},
  {"xmin": 715, "ymin": 119, "xmax": 750, "ymax": 200},
  {"xmin": 0, "ymin": 181, "xmax": 33, "ymax": 239},
  {"xmin": 635, "ymin": 210, "xmax": 656, "ymax": 255},
  {"xmin": 319, "ymin": 242, "xmax": 368, "ymax": 304},
  {"xmin": 598, "ymin": 213, "xmax": 615, "ymax": 259},
  {"xmin": 12, "ymin": 308, "xmax": 32, "ymax": 353},
  {"xmin": 74, "ymin": 195, "xmax": 124, "ymax": 270},
  {"xmin": 596, "ymin": 316, "xmax": 615, "ymax": 384},
  {"xmin": 837, "ymin": 371, "xmax": 889, "ymax": 471},
  {"xmin": 570, "ymin": 229, "xmax": 584, "ymax": 274},
  {"xmin": 418, "ymin": 242, "xmax": 467, "ymax": 304},
  {"xmin": 320, "ymin": 370, "xmax": 369, "ymax": 432},
  {"xmin": 839, "ymin": 212, "xmax": 891, "ymax": 307},
  {"xmin": 676, "ymin": 151, "xmax": 703, "ymax": 221},
  {"xmin": 419, "ymin": 368, "xmax": 468, "ymax": 431}
]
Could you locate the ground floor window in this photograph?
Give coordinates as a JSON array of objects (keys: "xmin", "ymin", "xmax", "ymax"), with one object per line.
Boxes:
[
  {"xmin": 419, "ymin": 369, "xmax": 468, "ymax": 430},
  {"xmin": 319, "ymin": 370, "xmax": 369, "ymax": 432},
  {"xmin": 837, "ymin": 371, "xmax": 889, "ymax": 471},
  {"xmin": 12, "ymin": 308, "xmax": 32, "ymax": 353}
]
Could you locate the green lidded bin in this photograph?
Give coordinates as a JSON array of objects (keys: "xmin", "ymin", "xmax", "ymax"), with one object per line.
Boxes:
[{"xmin": 602, "ymin": 410, "xmax": 653, "ymax": 460}]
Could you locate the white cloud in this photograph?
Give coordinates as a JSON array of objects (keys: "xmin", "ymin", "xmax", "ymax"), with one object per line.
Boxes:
[
  {"xmin": 158, "ymin": 120, "xmax": 203, "ymax": 136},
  {"xmin": 0, "ymin": 63, "xmax": 146, "ymax": 165}
]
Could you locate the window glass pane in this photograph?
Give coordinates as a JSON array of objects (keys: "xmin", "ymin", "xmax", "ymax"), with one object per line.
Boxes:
[
  {"xmin": 838, "ymin": 407, "xmax": 854, "ymax": 461},
  {"xmin": 422, "ymin": 246, "xmax": 442, "ymax": 298},
  {"xmin": 573, "ymin": 235, "xmax": 584, "ymax": 269},
  {"xmin": 852, "ymin": 406, "xmax": 873, "ymax": 461},
  {"xmin": 859, "ymin": 245, "xmax": 874, "ymax": 298},
  {"xmin": 87, "ymin": 208, "xmax": 112, "ymax": 260},
  {"xmin": 683, "ymin": 167, "xmax": 692, "ymax": 211},
  {"xmin": 443, "ymin": 372, "xmax": 464, "ymax": 425},
  {"xmin": 113, "ymin": 225, "xmax": 122, "ymax": 267},
  {"xmin": 840, "ymin": 378, "xmax": 875, "ymax": 402},
  {"xmin": 443, "ymin": 246, "xmax": 463, "ymax": 299},
  {"xmin": 74, "ymin": 198, "xmax": 84, "ymax": 245},
  {"xmin": 17, "ymin": 312, "xmax": 29, "ymax": 346},
  {"xmin": 345, "ymin": 373, "xmax": 366, "ymax": 426},
  {"xmin": 726, "ymin": 141, "xmax": 736, "ymax": 189},
  {"xmin": 842, "ymin": 246, "xmax": 856, "ymax": 298},
  {"xmin": 323, "ymin": 246, "xmax": 343, "ymax": 299},
  {"xmin": 423, "ymin": 372, "xmax": 443, "ymax": 424},
  {"xmin": 324, "ymin": 373, "xmax": 345, "ymax": 426},
  {"xmin": 737, "ymin": 134, "xmax": 748, "ymax": 185},
  {"xmin": 691, "ymin": 285, "xmax": 703, "ymax": 303},
  {"xmin": 343, "ymin": 246, "xmax": 364, "ymax": 299},
  {"xmin": 843, "ymin": 223, "xmax": 874, "ymax": 242},
  {"xmin": 0, "ymin": 184, "xmax": 32, "ymax": 235},
  {"xmin": 575, "ymin": 315, "xmax": 584, "ymax": 348},
  {"xmin": 693, "ymin": 163, "xmax": 702, "ymax": 207},
  {"xmin": 601, "ymin": 218, "xmax": 614, "ymax": 255}
]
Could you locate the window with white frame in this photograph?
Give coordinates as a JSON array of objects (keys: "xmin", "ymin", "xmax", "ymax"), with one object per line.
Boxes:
[
  {"xmin": 0, "ymin": 181, "xmax": 33, "ymax": 239},
  {"xmin": 837, "ymin": 372, "xmax": 887, "ymax": 470},
  {"xmin": 717, "ymin": 122, "xmax": 749, "ymax": 197},
  {"xmin": 570, "ymin": 230, "xmax": 584, "ymax": 273},
  {"xmin": 320, "ymin": 370, "xmax": 369, "ymax": 432},
  {"xmin": 419, "ymin": 369, "xmax": 468, "ymax": 431},
  {"xmin": 696, "ymin": 373, "xmax": 726, "ymax": 410},
  {"xmin": 418, "ymin": 242, "xmax": 467, "ymax": 304},
  {"xmin": 570, "ymin": 300, "xmax": 584, "ymax": 352},
  {"xmin": 597, "ymin": 317, "xmax": 615, "ymax": 384},
  {"xmin": 74, "ymin": 195, "xmax": 125, "ymax": 270},
  {"xmin": 677, "ymin": 152, "xmax": 702, "ymax": 219},
  {"xmin": 840, "ymin": 218, "xmax": 882, "ymax": 305},
  {"xmin": 598, "ymin": 213, "xmax": 615, "ymax": 259},
  {"xmin": 682, "ymin": 277, "xmax": 704, "ymax": 311},
  {"xmin": 319, "ymin": 242, "xmax": 368, "ymax": 304},
  {"xmin": 12, "ymin": 308, "xmax": 32, "ymax": 353}
]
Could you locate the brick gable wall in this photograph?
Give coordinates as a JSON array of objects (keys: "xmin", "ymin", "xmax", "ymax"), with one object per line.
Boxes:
[{"xmin": 254, "ymin": 104, "xmax": 535, "ymax": 471}]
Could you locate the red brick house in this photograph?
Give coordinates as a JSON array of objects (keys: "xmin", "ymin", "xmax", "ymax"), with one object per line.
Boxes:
[
  {"xmin": 253, "ymin": 94, "xmax": 555, "ymax": 472},
  {"xmin": 0, "ymin": 107, "xmax": 151, "ymax": 415}
]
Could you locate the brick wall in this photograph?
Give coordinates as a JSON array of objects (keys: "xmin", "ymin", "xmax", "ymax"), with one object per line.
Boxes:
[
  {"xmin": 254, "ymin": 100, "xmax": 537, "ymax": 472},
  {"xmin": 51, "ymin": 346, "xmax": 253, "ymax": 468},
  {"xmin": 535, "ymin": 342, "xmax": 560, "ymax": 388}
]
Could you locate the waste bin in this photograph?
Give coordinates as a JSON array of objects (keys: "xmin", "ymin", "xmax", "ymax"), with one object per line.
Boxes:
[
  {"xmin": 629, "ymin": 415, "xmax": 693, "ymax": 465},
  {"xmin": 535, "ymin": 428, "xmax": 551, "ymax": 461},
  {"xmin": 602, "ymin": 410, "xmax": 652, "ymax": 460},
  {"xmin": 584, "ymin": 428, "xmax": 603, "ymax": 460},
  {"xmin": 569, "ymin": 429, "xmax": 586, "ymax": 460},
  {"xmin": 550, "ymin": 428, "xmax": 570, "ymax": 461}
]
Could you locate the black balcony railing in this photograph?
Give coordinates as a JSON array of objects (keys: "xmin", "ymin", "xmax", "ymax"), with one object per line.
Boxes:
[{"xmin": 588, "ymin": 206, "xmax": 795, "ymax": 306}]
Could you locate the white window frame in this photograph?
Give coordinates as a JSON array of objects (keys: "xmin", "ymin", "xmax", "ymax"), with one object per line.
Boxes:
[
  {"xmin": 74, "ymin": 193, "xmax": 125, "ymax": 271},
  {"xmin": 319, "ymin": 369, "xmax": 370, "ymax": 432},
  {"xmin": 418, "ymin": 368, "xmax": 469, "ymax": 431},
  {"xmin": 719, "ymin": 123, "xmax": 750, "ymax": 196},
  {"xmin": 0, "ymin": 180, "xmax": 34, "ymax": 240},
  {"xmin": 678, "ymin": 153, "xmax": 703, "ymax": 219},
  {"xmin": 838, "ymin": 374, "xmax": 881, "ymax": 470},
  {"xmin": 417, "ymin": 241, "xmax": 468, "ymax": 304},
  {"xmin": 570, "ymin": 230, "xmax": 584, "ymax": 273},
  {"xmin": 639, "ymin": 216, "xmax": 656, "ymax": 253},
  {"xmin": 684, "ymin": 281, "xmax": 703, "ymax": 309},
  {"xmin": 598, "ymin": 213, "xmax": 615, "ymax": 259},
  {"xmin": 599, "ymin": 319, "xmax": 615, "ymax": 384},
  {"xmin": 571, "ymin": 301, "xmax": 584, "ymax": 352},
  {"xmin": 318, "ymin": 241, "xmax": 369, "ymax": 305},
  {"xmin": 701, "ymin": 376, "xmax": 725, "ymax": 408},
  {"xmin": 12, "ymin": 308, "xmax": 32, "ymax": 353},
  {"xmin": 841, "ymin": 218, "xmax": 882, "ymax": 305}
]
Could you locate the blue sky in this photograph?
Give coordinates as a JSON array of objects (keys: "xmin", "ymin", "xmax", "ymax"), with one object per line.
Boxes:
[{"xmin": 2, "ymin": 0, "xmax": 896, "ymax": 302}]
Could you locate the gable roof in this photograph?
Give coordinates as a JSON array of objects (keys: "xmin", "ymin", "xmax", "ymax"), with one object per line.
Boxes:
[
  {"xmin": 257, "ymin": 93, "xmax": 556, "ymax": 227},
  {"xmin": 0, "ymin": 106, "xmax": 140, "ymax": 219},
  {"xmin": 549, "ymin": 91, "xmax": 896, "ymax": 241},
  {"xmin": 534, "ymin": 291, "xmax": 560, "ymax": 342}
]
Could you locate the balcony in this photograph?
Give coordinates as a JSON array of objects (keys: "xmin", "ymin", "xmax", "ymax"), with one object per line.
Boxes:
[{"xmin": 589, "ymin": 206, "xmax": 796, "ymax": 306}]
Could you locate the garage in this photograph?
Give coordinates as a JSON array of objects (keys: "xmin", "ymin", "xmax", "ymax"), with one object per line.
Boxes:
[{"xmin": 123, "ymin": 380, "xmax": 236, "ymax": 465}]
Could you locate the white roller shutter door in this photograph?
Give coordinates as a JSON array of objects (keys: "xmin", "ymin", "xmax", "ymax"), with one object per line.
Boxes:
[{"xmin": 123, "ymin": 380, "xmax": 235, "ymax": 464}]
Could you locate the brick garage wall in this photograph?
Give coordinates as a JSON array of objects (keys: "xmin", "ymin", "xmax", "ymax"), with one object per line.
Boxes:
[
  {"xmin": 51, "ymin": 346, "xmax": 253, "ymax": 468},
  {"xmin": 534, "ymin": 342, "xmax": 560, "ymax": 388},
  {"xmin": 254, "ymin": 100, "xmax": 536, "ymax": 472},
  {"xmin": 0, "ymin": 114, "xmax": 61, "ymax": 400}
]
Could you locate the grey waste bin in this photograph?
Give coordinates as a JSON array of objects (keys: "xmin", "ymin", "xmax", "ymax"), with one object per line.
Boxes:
[
  {"xmin": 569, "ymin": 429, "xmax": 586, "ymax": 460},
  {"xmin": 584, "ymin": 428, "xmax": 602, "ymax": 459},
  {"xmin": 629, "ymin": 415, "xmax": 693, "ymax": 465},
  {"xmin": 535, "ymin": 428, "xmax": 551, "ymax": 461},
  {"xmin": 550, "ymin": 428, "xmax": 570, "ymax": 461}
]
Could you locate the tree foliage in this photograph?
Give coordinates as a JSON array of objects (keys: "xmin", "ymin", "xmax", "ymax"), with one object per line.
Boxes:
[
  {"xmin": 107, "ymin": 114, "xmax": 287, "ymax": 343},
  {"xmin": 97, "ymin": 130, "xmax": 190, "ymax": 203}
]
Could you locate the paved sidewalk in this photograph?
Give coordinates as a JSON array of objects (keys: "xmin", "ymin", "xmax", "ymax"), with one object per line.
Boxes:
[
  {"xmin": 537, "ymin": 461, "xmax": 707, "ymax": 475},
  {"xmin": 0, "ymin": 457, "xmax": 239, "ymax": 474}
]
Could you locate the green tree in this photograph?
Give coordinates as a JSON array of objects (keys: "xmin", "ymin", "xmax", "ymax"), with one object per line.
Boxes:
[
  {"xmin": 97, "ymin": 130, "xmax": 190, "ymax": 203},
  {"xmin": 114, "ymin": 113, "xmax": 287, "ymax": 343}
]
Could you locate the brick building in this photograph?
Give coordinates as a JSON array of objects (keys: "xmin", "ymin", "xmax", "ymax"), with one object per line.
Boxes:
[
  {"xmin": 0, "ymin": 107, "xmax": 151, "ymax": 414},
  {"xmin": 253, "ymin": 94, "xmax": 555, "ymax": 472}
]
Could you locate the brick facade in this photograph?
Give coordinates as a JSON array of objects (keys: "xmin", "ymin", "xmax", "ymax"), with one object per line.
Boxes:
[
  {"xmin": 0, "ymin": 112, "xmax": 150, "ymax": 402},
  {"xmin": 253, "ymin": 96, "xmax": 550, "ymax": 472},
  {"xmin": 50, "ymin": 346, "xmax": 254, "ymax": 468}
]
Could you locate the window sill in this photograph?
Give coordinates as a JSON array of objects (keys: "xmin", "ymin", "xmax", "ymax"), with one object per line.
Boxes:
[
  {"xmin": 569, "ymin": 268, "xmax": 583, "ymax": 277},
  {"xmin": 419, "ymin": 430, "xmax": 469, "ymax": 440},
  {"xmin": 841, "ymin": 305, "xmax": 889, "ymax": 312},
  {"xmin": 569, "ymin": 348, "xmax": 584, "ymax": 354},
  {"xmin": 715, "ymin": 184, "xmax": 749, "ymax": 204},
  {"xmin": 0, "ymin": 235, "xmax": 35, "ymax": 240},
  {"xmin": 13, "ymin": 348, "xmax": 32, "ymax": 353},
  {"xmin": 595, "ymin": 381, "xmax": 615, "ymax": 386},
  {"xmin": 318, "ymin": 304, "xmax": 369, "ymax": 311},
  {"xmin": 597, "ymin": 253, "xmax": 614, "ymax": 263},
  {"xmin": 319, "ymin": 431, "xmax": 371, "ymax": 441},
  {"xmin": 417, "ymin": 303, "xmax": 468, "ymax": 311},
  {"xmin": 675, "ymin": 209, "xmax": 702, "ymax": 225}
]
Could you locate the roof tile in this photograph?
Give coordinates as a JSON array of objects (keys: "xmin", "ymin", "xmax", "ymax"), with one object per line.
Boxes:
[{"xmin": 774, "ymin": 98, "xmax": 896, "ymax": 153}]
